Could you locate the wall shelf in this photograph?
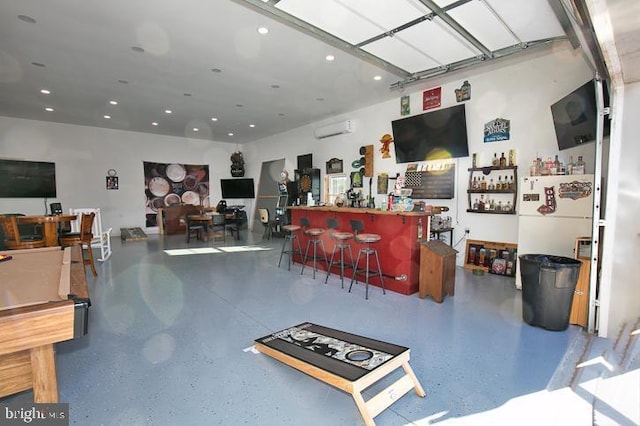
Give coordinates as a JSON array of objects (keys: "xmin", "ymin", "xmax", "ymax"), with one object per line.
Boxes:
[{"xmin": 467, "ymin": 165, "xmax": 518, "ymax": 214}]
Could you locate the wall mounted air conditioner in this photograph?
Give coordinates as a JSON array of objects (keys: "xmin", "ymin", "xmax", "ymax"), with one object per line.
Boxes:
[{"xmin": 313, "ymin": 120, "xmax": 355, "ymax": 139}]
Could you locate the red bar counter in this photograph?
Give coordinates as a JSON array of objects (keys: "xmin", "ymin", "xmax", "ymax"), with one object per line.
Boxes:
[{"xmin": 288, "ymin": 206, "xmax": 432, "ymax": 295}]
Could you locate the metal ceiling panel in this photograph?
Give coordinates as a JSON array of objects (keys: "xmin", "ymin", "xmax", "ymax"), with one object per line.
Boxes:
[
  {"xmin": 446, "ymin": 1, "xmax": 520, "ymax": 51},
  {"xmin": 275, "ymin": 0, "xmax": 426, "ymax": 45},
  {"xmin": 484, "ymin": 0, "xmax": 565, "ymax": 42}
]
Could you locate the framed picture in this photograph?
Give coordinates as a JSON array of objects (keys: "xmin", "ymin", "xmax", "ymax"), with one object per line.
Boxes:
[
  {"xmin": 326, "ymin": 158, "xmax": 343, "ymax": 174},
  {"xmin": 106, "ymin": 176, "xmax": 119, "ymax": 190},
  {"xmin": 350, "ymin": 171, "xmax": 363, "ymax": 188}
]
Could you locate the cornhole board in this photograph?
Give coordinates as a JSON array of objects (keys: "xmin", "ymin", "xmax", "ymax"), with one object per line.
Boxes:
[
  {"xmin": 255, "ymin": 322, "xmax": 425, "ymax": 426},
  {"xmin": 120, "ymin": 227, "xmax": 147, "ymax": 242}
]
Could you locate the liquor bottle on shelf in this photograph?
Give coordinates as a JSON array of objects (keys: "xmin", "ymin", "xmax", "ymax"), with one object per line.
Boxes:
[
  {"xmin": 471, "ymin": 176, "xmax": 477, "ymax": 190},
  {"xmin": 481, "ymin": 176, "xmax": 487, "ymax": 190},
  {"xmin": 568, "ymin": 156, "xmax": 574, "ymax": 175},
  {"xmin": 499, "ymin": 152, "xmax": 507, "ymax": 168},
  {"xmin": 473, "ymin": 198, "xmax": 479, "ymax": 210},
  {"xmin": 505, "ymin": 200, "xmax": 512, "ymax": 212},
  {"xmin": 551, "ymin": 155, "xmax": 560, "ymax": 175},
  {"xmin": 488, "ymin": 178, "xmax": 495, "ymax": 190},
  {"xmin": 497, "ymin": 201, "xmax": 503, "ymax": 212},
  {"xmin": 574, "ymin": 156, "xmax": 586, "ymax": 174},
  {"xmin": 530, "ymin": 160, "xmax": 539, "ymax": 176},
  {"xmin": 492, "ymin": 153, "xmax": 499, "ymax": 167},
  {"xmin": 497, "ymin": 176, "xmax": 503, "ymax": 190},
  {"xmin": 509, "ymin": 176, "xmax": 514, "ymax": 190},
  {"xmin": 478, "ymin": 195, "xmax": 485, "ymax": 211}
]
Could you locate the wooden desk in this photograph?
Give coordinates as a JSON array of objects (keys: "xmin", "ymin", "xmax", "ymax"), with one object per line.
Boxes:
[
  {"xmin": 288, "ymin": 206, "xmax": 432, "ymax": 295},
  {"xmin": 255, "ymin": 323, "xmax": 425, "ymax": 426},
  {"xmin": 18, "ymin": 214, "xmax": 77, "ymax": 247},
  {"xmin": 0, "ymin": 246, "xmax": 90, "ymax": 402}
]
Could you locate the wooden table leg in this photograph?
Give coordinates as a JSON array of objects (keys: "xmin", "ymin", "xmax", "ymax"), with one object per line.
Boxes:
[
  {"xmin": 30, "ymin": 344, "xmax": 58, "ymax": 403},
  {"xmin": 42, "ymin": 222, "xmax": 58, "ymax": 247}
]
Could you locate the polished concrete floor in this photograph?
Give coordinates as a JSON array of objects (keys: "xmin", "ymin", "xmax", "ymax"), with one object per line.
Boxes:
[{"xmin": 3, "ymin": 230, "xmax": 633, "ymax": 425}]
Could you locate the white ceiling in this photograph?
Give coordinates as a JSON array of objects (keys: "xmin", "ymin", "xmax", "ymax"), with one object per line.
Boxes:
[{"xmin": 0, "ymin": 0, "xmax": 635, "ymax": 144}]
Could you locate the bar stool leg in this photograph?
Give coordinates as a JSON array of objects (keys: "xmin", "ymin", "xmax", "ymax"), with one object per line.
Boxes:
[
  {"xmin": 349, "ymin": 249, "xmax": 364, "ymax": 294},
  {"xmin": 324, "ymin": 245, "xmax": 339, "ymax": 284},
  {"xmin": 301, "ymin": 240, "xmax": 312, "ymax": 276},
  {"xmin": 373, "ymin": 248, "xmax": 385, "ymax": 294}
]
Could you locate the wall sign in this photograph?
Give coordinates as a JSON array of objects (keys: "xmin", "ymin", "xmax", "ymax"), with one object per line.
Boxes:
[
  {"xmin": 325, "ymin": 158, "xmax": 343, "ymax": 174},
  {"xmin": 484, "ymin": 118, "xmax": 510, "ymax": 142},
  {"xmin": 422, "ymin": 87, "xmax": 441, "ymax": 111},
  {"xmin": 400, "ymin": 95, "xmax": 410, "ymax": 116},
  {"xmin": 455, "ymin": 80, "xmax": 471, "ymax": 102}
]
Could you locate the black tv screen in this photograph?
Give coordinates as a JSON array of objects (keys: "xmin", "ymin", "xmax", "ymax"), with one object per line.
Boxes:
[
  {"xmin": 0, "ymin": 159, "xmax": 57, "ymax": 198},
  {"xmin": 551, "ymin": 79, "xmax": 610, "ymax": 150},
  {"xmin": 220, "ymin": 178, "xmax": 255, "ymax": 199},
  {"xmin": 392, "ymin": 104, "xmax": 469, "ymax": 163}
]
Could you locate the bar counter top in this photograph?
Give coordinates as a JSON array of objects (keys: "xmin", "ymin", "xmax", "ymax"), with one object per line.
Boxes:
[{"xmin": 287, "ymin": 205, "xmax": 433, "ymax": 217}]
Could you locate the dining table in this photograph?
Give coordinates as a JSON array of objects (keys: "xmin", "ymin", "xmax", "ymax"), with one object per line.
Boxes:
[{"xmin": 17, "ymin": 214, "xmax": 77, "ymax": 247}]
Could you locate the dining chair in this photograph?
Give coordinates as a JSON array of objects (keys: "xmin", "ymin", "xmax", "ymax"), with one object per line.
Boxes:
[
  {"xmin": 59, "ymin": 212, "xmax": 97, "ymax": 276},
  {"xmin": 210, "ymin": 213, "xmax": 226, "ymax": 242},
  {"xmin": 0, "ymin": 214, "xmax": 46, "ymax": 250}
]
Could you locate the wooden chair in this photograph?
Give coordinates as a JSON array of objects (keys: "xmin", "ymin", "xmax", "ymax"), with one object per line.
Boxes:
[
  {"xmin": 68, "ymin": 207, "xmax": 112, "ymax": 261},
  {"xmin": 59, "ymin": 212, "xmax": 97, "ymax": 276},
  {"xmin": 0, "ymin": 214, "xmax": 46, "ymax": 250}
]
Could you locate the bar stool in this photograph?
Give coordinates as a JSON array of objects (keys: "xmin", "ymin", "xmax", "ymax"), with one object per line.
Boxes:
[
  {"xmin": 324, "ymin": 218, "xmax": 354, "ymax": 288},
  {"xmin": 349, "ymin": 219, "xmax": 385, "ymax": 299},
  {"xmin": 299, "ymin": 217, "xmax": 328, "ymax": 279},
  {"xmin": 278, "ymin": 222, "xmax": 303, "ymax": 271}
]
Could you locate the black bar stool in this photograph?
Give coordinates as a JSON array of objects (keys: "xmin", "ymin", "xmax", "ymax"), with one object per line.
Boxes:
[
  {"xmin": 278, "ymin": 223, "xmax": 303, "ymax": 271},
  {"xmin": 324, "ymin": 218, "xmax": 354, "ymax": 288},
  {"xmin": 349, "ymin": 219, "xmax": 385, "ymax": 299},
  {"xmin": 299, "ymin": 217, "xmax": 327, "ymax": 279}
]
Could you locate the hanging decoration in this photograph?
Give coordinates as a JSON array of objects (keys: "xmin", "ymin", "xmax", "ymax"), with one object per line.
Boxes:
[
  {"xmin": 379, "ymin": 134, "xmax": 393, "ymax": 159},
  {"xmin": 455, "ymin": 80, "xmax": 471, "ymax": 102},
  {"xmin": 230, "ymin": 151, "xmax": 245, "ymax": 177},
  {"xmin": 484, "ymin": 118, "xmax": 510, "ymax": 142}
]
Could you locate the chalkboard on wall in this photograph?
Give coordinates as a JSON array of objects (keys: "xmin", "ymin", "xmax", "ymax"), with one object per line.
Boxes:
[{"xmin": 404, "ymin": 165, "xmax": 455, "ymax": 199}]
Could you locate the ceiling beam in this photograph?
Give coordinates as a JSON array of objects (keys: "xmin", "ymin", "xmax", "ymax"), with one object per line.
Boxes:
[{"xmin": 416, "ymin": 0, "xmax": 492, "ymax": 58}]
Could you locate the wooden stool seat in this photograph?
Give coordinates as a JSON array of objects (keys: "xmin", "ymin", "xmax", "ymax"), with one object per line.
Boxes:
[
  {"xmin": 300, "ymin": 218, "xmax": 327, "ymax": 279},
  {"xmin": 355, "ymin": 233, "xmax": 381, "ymax": 244},
  {"xmin": 331, "ymin": 231, "xmax": 354, "ymax": 241},
  {"xmin": 279, "ymin": 224, "xmax": 303, "ymax": 271}
]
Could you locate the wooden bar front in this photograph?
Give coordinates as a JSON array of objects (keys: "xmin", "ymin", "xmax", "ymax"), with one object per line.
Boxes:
[{"xmin": 288, "ymin": 206, "xmax": 431, "ymax": 295}]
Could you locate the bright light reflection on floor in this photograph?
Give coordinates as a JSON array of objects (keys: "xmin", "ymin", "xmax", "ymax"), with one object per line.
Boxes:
[
  {"xmin": 163, "ymin": 246, "xmax": 271, "ymax": 256},
  {"xmin": 218, "ymin": 246, "xmax": 271, "ymax": 252},
  {"xmin": 164, "ymin": 248, "xmax": 222, "ymax": 256}
]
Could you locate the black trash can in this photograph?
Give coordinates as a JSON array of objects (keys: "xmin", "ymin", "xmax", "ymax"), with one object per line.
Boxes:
[{"xmin": 519, "ymin": 254, "xmax": 582, "ymax": 331}]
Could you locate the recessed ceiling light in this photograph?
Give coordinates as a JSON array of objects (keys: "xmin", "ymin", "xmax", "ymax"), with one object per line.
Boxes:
[
  {"xmin": 152, "ymin": 122, "xmax": 158, "ymax": 126},
  {"xmin": 104, "ymin": 115, "xmax": 111, "ymax": 119},
  {"xmin": 211, "ymin": 117, "xmax": 218, "ymax": 121},
  {"xmin": 165, "ymin": 109, "xmax": 172, "ymax": 114},
  {"xmin": 18, "ymin": 15, "xmax": 36, "ymax": 24},
  {"xmin": 325, "ymin": 54, "xmax": 335, "ymax": 61},
  {"xmin": 118, "ymin": 79, "xmax": 129, "ymax": 84},
  {"xmin": 184, "ymin": 93, "xmax": 192, "ymax": 97},
  {"xmin": 131, "ymin": 46, "xmax": 144, "ymax": 53},
  {"xmin": 316, "ymin": 97, "xmax": 324, "ymax": 101},
  {"xmin": 228, "ymin": 133, "xmax": 234, "ymax": 136},
  {"xmin": 257, "ymin": 27, "xmax": 269, "ymax": 35},
  {"xmin": 374, "ymin": 75, "xmax": 382, "ymax": 81},
  {"xmin": 31, "ymin": 62, "xmax": 46, "ymax": 67},
  {"xmin": 271, "ymin": 84, "xmax": 280, "ymax": 89},
  {"xmin": 211, "ymin": 68, "xmax": 222, "ymax": 73},
  {"xmin": 109, "ymin": 100, "xmax": 118, "ymax": 105},
  {"xmin": 278, "ymin": 113, "xmax": 285, "ymax": 116},
  {"xmin": 40, "ymin": 89, "xmax": 50, "ymax": 95},
  {"xmin": 193, "ymin": 128, "xmax": 199, "ymax": 132},
  {"xmin": 45, "ymin": 107, "xmax": 54, "ymax": 112},
  {"xmin": 249, "ymin": 124, "xmax": 255, "ymax": 128},
  {"xmin": 236, "ymin": 104, "xmax": 243, "ymax": 108}
]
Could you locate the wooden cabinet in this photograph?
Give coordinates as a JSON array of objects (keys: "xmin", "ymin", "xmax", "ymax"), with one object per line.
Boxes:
[
  {"xmin": 419, "ymin": 240, "xmax": 457, "ymax": 303},
  {"xmin": 467, "ymin": 166, "xmax": 518, "ymax": 214},
  {"xmin": 570, "ymin": 237, "xmax": 591, "ymax": 328},
  {"xmin": 464, "ymin": 239, "xmax": 518, "ymax": 276}
]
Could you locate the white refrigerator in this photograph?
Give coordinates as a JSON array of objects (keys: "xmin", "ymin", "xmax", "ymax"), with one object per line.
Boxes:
[{"xmin": 515, "ymin": 174, "xmax": 594, "ymax": 288}]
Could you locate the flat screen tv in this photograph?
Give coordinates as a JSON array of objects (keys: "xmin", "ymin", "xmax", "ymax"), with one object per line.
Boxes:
[
  {"xmin": 220, "ymin": 178, "xmax": 255, "ymax": 199},
  {"xmin": 392, "ymin": 104, "xmax": 469, "ymax": 163},
  {"xmin": 551, "ymin": 79, "xmax": 610, "ymax": 150},
  {"xmin": 0, "ymin": 159, "xmax": 57, "ymax": 198}
]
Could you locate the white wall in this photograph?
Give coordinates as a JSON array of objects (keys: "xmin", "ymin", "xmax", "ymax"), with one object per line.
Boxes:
[
  {"xmin": 245, "ymin": 42, "xmax": 597, "ymax": 262},
  {"xmin": 0, "ymin": 119, "xmax": 246, "ymax": 234},
  {"xmin": 599, "ymin": 81, "xmax": 640, "ymax": 337}
]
